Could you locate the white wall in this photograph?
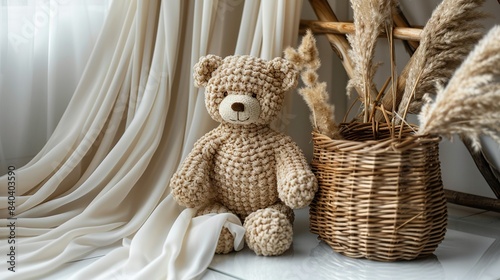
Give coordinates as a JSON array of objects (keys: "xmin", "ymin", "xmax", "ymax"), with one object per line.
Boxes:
[{"xmin": 291, "ymin": 0, "xmax": 500, "ymax": 198}]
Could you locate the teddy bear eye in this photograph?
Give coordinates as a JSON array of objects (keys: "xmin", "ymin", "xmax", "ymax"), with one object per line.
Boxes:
[
  {"xmin": 251, "ymin": 93, "xmax": 257, "ymax": 98},
  {"xmin": 223, "ymin": 91, "xmax": 228, "ymax": 97}
]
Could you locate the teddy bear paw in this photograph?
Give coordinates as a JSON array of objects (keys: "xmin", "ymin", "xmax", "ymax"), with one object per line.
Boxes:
[
  {"xmin": 243, "ymin": 208, "xmax": 293, "ymax": 256},
  {"xmin": 279, "ymin": 171, "xmax": 318, "ymax": 209}
]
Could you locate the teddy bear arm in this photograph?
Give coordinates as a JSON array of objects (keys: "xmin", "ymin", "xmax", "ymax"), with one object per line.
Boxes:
[
  {"xmin": 170, "ymin": 132, "xmax": 219, "ymax": 208},
  {"xmin": 275, "ymin": 138, "xmax": 318, "ymax": 209}
]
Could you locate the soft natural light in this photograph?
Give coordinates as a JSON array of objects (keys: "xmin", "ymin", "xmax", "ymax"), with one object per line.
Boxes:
[{"xmin": 0, "ymin": 0, "xmax": 111, "ymax": 173}]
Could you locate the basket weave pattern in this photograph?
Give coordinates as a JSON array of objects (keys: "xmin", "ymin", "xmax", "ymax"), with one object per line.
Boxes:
[{"xmin": 309, "ymin": 123, "xmax": 447, "ymax": 261}]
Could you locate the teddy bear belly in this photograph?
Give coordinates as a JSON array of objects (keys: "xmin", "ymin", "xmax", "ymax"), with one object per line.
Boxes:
[{"xmin": 212, "ymin": 157, "xmax": 279, "ymax": 218}]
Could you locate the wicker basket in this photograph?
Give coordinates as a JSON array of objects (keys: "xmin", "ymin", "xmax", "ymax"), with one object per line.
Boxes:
[{"xmin": 309, "ymin": 122, "xmax": 447, "ymax": 261}]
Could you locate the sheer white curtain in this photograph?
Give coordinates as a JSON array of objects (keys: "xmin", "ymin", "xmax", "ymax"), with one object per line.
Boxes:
[
  {"xmin": 0, "ymin": 0, "xmax": 303, "ymax": 279},
  {"xmin": 0, "ymin": 0, "xmax": 110, "ymax": 174}
]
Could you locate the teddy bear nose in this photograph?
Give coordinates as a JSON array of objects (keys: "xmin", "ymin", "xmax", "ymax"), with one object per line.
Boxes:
[{"xmin": 231, "ymin": 102, "xmax": 245, "ymax": 112}]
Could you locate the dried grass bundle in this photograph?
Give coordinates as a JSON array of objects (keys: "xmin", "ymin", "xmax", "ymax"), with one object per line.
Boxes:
[
  {"xmin": 419, "ymin": 26, "xmax": 500, "ymax": 151},
  {"xmin": 347, "ymin": 0, "xmax": 395, "ymax": 122},
  {"xmin": 397, "ymin": 0, "xmax": 485, "ymax": 118},
  {"xmin": 285, "ymin": 30, "xmax": 339, "ymax": 139}
]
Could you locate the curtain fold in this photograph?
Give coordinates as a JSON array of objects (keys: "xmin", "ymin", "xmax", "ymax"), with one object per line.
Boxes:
[
  {"xmin": 0, "ymin": 0, "xmax": 110, "ymax": 174},
  {"xmin": 0, "ymin": 0, "xmax": 303, "ymax": 278}
]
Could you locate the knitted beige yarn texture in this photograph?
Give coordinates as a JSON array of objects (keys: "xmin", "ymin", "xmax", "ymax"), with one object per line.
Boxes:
[
  {"xmin": 244, "ymin": 208, "xmax": 293, "ymax": 256},
  {"xmin": 170, "ymin": 55, "xmax": 318, "ymax": 256},
  {"xmin": 196, "ymin": 202, "xmax": 235, "ymax": 254}
]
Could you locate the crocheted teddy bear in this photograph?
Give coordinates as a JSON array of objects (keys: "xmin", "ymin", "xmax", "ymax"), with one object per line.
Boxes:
[{"xmin": 170, "ymin": 54, "xmax": 318, "ymax": 256}]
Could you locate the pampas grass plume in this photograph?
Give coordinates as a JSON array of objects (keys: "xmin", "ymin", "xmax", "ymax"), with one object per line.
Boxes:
[
  {"xmin": 398, "ymin": 0, "xmax": 485, "ymax": 117},
  {"xmin": 419, "ymin": 25, "xmax": 500, "ymax": 151},
  {"xmin": 285, "ymin": 30, "xmax": 339, "ymax": 139},
  {"xmin": 347, "ymin": 0, "xmax": 394, "ymax": 121}
]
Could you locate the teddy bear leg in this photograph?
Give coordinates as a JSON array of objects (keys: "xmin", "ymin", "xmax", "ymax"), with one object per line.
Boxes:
[
  {"xmin": 243, "ymin": 206, "xmax": 293, "ymax": 256},
  {"xmin": 196, "ymin": 202, "xmax": 237, "ymax": 254},
  {"xmin": 267, "ymin": 201, "xmax": 295, "ymax": 224}
]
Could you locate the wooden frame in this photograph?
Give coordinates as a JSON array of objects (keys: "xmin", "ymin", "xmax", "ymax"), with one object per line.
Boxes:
[{"xmin": 301, "ymin": 0, "xmax": 500, "ymax": 212}]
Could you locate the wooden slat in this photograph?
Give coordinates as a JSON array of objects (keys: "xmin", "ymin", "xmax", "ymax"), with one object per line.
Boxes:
[
  {"xmin": 300, "ymin": 20, "xmax": 423, "ymax": 41},
  {"xmin": 392, "ymin": 5, "xmax": 419, "ymax": 53},
  {"xmin": 308, "ymin": 0, "xmax": 354, "ymax": 80},
  {"xmin": 445, "ymin": 189, "xmax": 500, "ymax": 212},
  {"xmin": 461, "ymin": 137, "xmax": 500, "ymax": 199}
]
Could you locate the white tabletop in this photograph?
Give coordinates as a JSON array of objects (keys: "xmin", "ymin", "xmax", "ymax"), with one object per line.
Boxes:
[{"xmin": 206, "ymin": 204, "xmax": 500, "ymax": 280}]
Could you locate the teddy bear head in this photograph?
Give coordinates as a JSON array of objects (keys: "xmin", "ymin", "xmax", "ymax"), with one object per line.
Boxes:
[{"xmin": 193, "ymin": 55, "xmax": 298, "ymax": 125}]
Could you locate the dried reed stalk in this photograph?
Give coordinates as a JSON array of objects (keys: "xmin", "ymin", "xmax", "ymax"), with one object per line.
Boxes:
[
  {"xmin": 419, "ymin": 25, "xmax": 500, "ymax": 151},
  {"xmin": 285, "ymin": 30, "xmax": 339, "ymax": 139},
  {"xmin": 397, "ymin": 0, "xmax": 485, "ymax": 119},
  {"xmin": 367, "ymin": 4, "xmax": 414, "ymax": 122},
  {"xmin": 347, "ymin": 0, "xmax": 395, "ymax": 122}
]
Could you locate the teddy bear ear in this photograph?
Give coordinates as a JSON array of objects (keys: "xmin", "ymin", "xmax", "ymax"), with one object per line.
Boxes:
[
  {"xmin": 267, "ymin": 57, "xmax": 299, "ymax": 92},
  {"xmin": 193, "ymin": 54, "xmax": 223, "ymax": 87}
]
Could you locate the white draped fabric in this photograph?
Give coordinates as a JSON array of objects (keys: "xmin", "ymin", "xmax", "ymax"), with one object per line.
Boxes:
[
  {"xmin": 0, "ymin": 0, "xmax": 110, "ymax": 174},
  {"xmin": 0, "ymin": 0, "xmax": 303, "ymax": 279}
]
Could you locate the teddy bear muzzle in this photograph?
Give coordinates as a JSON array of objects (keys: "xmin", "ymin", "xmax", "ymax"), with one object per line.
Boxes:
[{"xmin": 219, "ymin": 94, "xmax": 261, "ymax": 124}]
